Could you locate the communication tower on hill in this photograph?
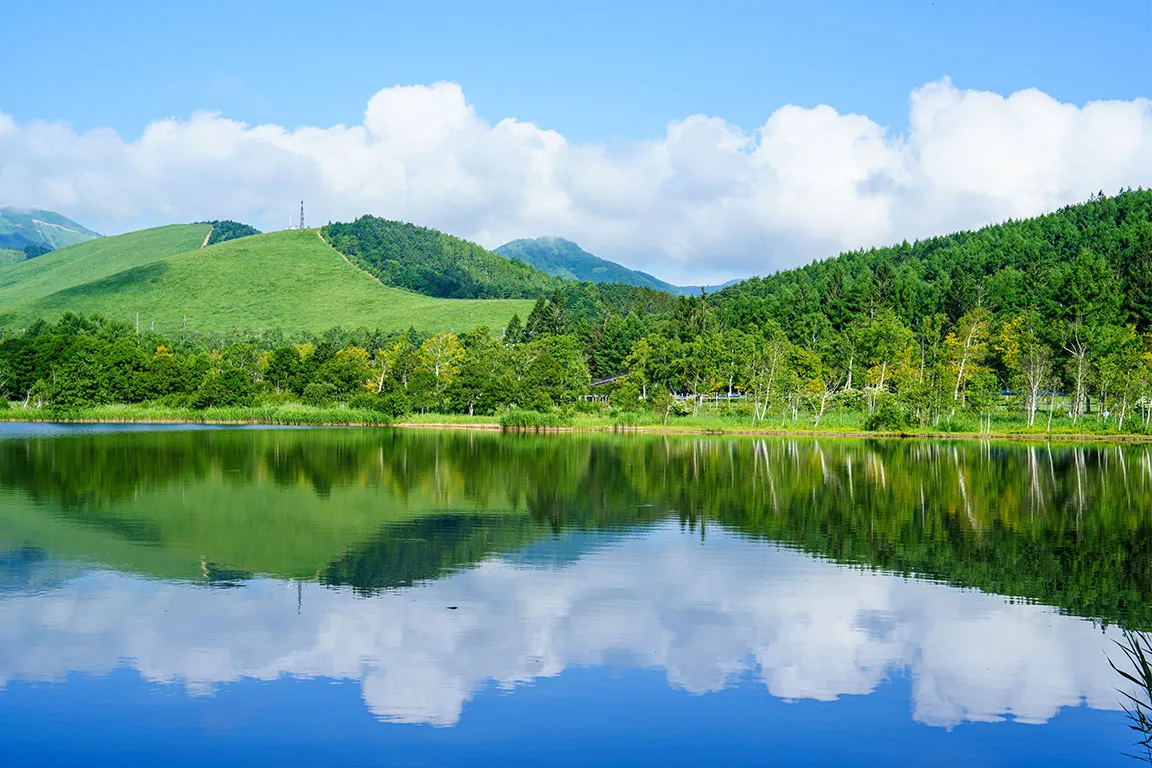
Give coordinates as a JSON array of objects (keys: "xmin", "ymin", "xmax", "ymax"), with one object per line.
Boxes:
[{"xmin": 287, "ymin": 201, "xmax": 305, "ymax": 230}]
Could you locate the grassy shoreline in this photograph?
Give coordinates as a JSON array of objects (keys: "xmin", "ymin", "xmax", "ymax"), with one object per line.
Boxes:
[{"xmin": 3, "ymin": 404, "xmax": 1152, "ymax": 443}]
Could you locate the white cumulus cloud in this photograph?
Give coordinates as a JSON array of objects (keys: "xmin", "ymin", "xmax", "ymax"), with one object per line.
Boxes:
[{"xmin": 2, "ymin": 78, "xmax": 1151, "ymax": 284}]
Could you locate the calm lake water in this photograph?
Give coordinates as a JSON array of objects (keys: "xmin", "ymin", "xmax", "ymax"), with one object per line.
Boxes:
[{"xmin": 1, "ymin": 424, "xmax": 1149, "ymax": 766}]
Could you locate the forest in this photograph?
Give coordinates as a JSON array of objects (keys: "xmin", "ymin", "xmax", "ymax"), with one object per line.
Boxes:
[
  {"xmin": 3, "ymin": 190, "xmax": 1152, "ymax": 434},
  {"xmin": 322, "ymin": 216, "xmax": 560, "ymax": 299},
  {"xmin": 200, "ymin": 219, "xmax": 261, "ymax": 246},
  {"xmin": 0, "ymin": 310, "xmax": 590, "ymax": 418}
]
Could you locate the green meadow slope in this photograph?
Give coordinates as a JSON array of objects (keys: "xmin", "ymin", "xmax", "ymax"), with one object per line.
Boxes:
[
  {"xmin": 0, "ymin": 224, "xmax": 211, "ymax": 312},
  {"xmin": 0, "ymin": 226, "xmax": 532, "ymax": 334}
]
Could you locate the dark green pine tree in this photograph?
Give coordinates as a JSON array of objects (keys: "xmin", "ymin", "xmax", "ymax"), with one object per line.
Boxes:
[
  {"xmin": 871, "ymin": 260, "xmax": 897, "ymax": 315},
  {"xmin": 591, "ymin": 314, "xmax": 634, "ymax": 377},
  {"xmin": 823, "ymin": 265, "xmax": 849, "ymax": 328},
  {"xmin": 504, "ymin": 313, "xmax": 525, "ymax": 344},
  {"xmin": 544, "ymin": 288, "xmax": 568, "ymax": 336},
  {"xmin": 944, "ymin": 269, "xmax": 975, "ymax": 322},
  {"xmin": 524, "ymin": 298, "xmax": 549, "ymax": 340},
  {"xmin": 1119, "ymin": 225, "xmax": 1152, "ymax": 328}
]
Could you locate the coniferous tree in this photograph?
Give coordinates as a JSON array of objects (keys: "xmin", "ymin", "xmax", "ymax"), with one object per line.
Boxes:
[
  {"xmin": 524, "ymin": 299, "xmax": 549, "ymax": 341},
  {"xmin": 504, "ymin": 314, "xmax": 525, "ymax": 345}
]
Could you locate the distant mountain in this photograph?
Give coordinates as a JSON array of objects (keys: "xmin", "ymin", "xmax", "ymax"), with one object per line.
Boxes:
[
  {"xmin": 0, "ymin": 207, "xmax": 100, "ymax": 255},
  {"xmin": 679, "ymin": 277, "xmax": 742, "ymax": 296},
  {"xmin": 493, "ymin": 237, "xmax": 737, "ymax": 296}
]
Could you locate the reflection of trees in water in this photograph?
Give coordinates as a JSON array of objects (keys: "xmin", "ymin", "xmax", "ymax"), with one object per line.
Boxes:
[
  {"xmin": 667, "ymin": 438, "xmax": 1152, "ymax": 629},
  {"xmin": 319, "ymin": 514, "xmax": 547, "ymax": 595},
  {"xmin": 3, "ymin": 430, "xmax": 1152, "ymax": 627}
]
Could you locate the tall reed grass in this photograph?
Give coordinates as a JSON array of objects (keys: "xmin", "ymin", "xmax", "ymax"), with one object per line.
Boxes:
[
  {"xmin": 0, "ymin": 402, "xmax": 392, "ymax": 426},
  {"xmin": 498, "ymin": 410, "xmax": 576, "ymax": 431},
  {"xmin": 1111, "ymin": 631, "xmax": 1152, "ymax": 763}
]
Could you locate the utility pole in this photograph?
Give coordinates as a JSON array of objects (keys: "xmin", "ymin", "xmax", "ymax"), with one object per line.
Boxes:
[{"xmin": 300, "ymin": 200, "xmax": 305, "ymax": 230}]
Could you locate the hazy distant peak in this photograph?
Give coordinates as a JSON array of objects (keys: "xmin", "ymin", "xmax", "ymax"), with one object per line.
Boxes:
[
  {"xmin": 494, "ymin": 236, "xmax": 741, "ymax": 296},
  {"xmin": 0, "ymin": 207, "xmax": 100, "ymax": 255}
]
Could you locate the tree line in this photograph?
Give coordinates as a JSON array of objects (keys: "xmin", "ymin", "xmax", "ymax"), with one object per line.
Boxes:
[
  {"xmin": 687, "ymin": 189, "xmax": 1152, "ymax": 431},
  {"xmin": 4, "ymin": 293, "xmax": 1148, "ymax": 434},
  {"xmin": 563, "ymin": 189, "xmax": 1152, "ymax": 432},
  {"xmin": 4, "ymin": 191, "xmax": 1152, "ymax": 431},
  {"xmin": 0, "ymin": 311, "xmax": 590, "ymax": 416}
]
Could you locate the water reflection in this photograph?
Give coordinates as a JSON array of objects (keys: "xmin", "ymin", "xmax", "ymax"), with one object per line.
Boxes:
[
  {"xmin": 0, "ymin": 527, "xmax": 1126, "ymax": 727},
  {"xmin": 0, "ymin": 426, "xmax": 1147, "ymax": 742}
]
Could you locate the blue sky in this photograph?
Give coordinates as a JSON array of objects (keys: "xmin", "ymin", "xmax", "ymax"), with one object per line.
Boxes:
[
  {"xmin": 5, "ymin": 0, "xmax": 1147, "ymax": 141},
  {"xmin": 2, "ymin": 0, "xmax": 1152, "ymax": 281}
]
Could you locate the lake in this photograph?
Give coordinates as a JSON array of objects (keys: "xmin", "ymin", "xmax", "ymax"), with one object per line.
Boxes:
[{"xmin": 1, "ymin": 424, "xmax": 1149, "ymax": 766}]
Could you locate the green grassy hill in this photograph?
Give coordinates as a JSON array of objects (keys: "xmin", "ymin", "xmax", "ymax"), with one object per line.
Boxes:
[
  {"xmin": 0, "ymin": 226, "xmax": 532, "ymax": 334},
  {"xmin": 0, "ymin": 224, "xmax": 211, "ymax": 314}
]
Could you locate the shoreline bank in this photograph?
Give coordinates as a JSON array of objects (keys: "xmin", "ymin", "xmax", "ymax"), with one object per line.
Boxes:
[{"xmin": 3, "ymin": 414, "xmax": 1151, "ymax": 444}]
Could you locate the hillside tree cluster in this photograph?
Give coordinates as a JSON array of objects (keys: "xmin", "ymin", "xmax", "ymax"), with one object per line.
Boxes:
[
  {"xmin": 323, "ymin": 216, "xmax": 559, "ymax": 299},
  {"xmin": 198, "ymin": 220, "xmax": 262, "ymax": 246}
]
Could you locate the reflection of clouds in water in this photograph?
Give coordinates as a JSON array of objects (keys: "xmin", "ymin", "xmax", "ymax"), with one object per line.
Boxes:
[{"xmin": 0, "ymin": 525, "xmax": 1126, "ymax": 727}]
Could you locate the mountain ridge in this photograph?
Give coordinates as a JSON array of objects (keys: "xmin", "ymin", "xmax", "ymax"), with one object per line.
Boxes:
[
  {"xmin": 0, "ymin": 207, "xmax": 100, "ymax": 255},
  {"xmin": 494, "ymin": 236, "xmax": 737, "ymax": 296}
]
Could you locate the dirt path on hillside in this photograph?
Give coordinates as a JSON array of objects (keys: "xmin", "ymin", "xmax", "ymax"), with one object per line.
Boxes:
[
  {"xmin": 316, "ymin": 230, "xmax": 390, "ymax": 288},
  {"xmin": 200, "ymin": 228, "xmax": 212, "ymax": 248}
]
